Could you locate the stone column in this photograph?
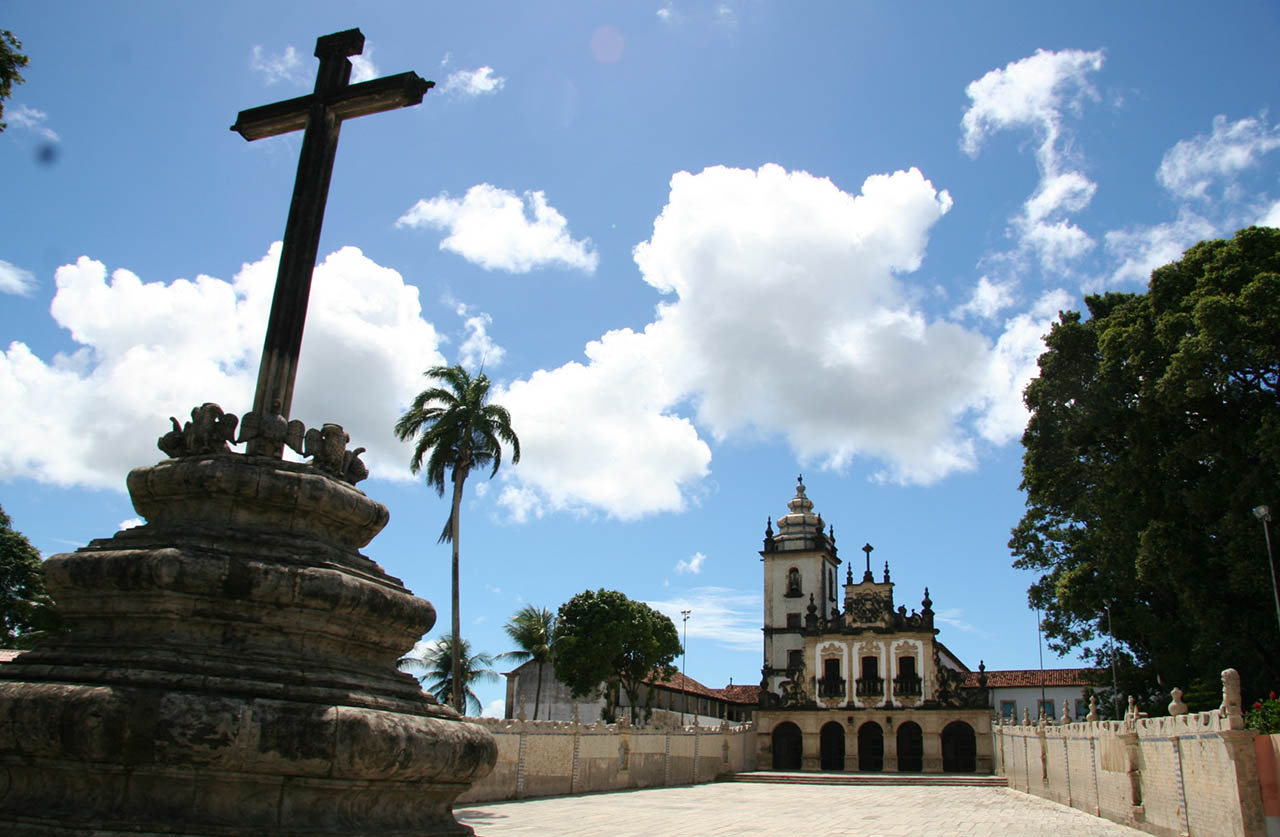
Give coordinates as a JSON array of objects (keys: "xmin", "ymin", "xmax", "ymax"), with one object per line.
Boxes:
[{"xmin": 923, "ymin": 726, "xmax": 943, "ymax": 773}]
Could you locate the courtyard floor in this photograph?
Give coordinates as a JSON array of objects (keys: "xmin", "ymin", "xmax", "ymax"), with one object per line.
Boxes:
[{"xmin": 454, "ymin": 781, "xmax": 1145, "ymax": 836}]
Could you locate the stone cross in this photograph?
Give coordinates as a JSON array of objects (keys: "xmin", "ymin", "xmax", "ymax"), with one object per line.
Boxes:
[
  {"xmin": 861, "ymin": 543, "xmax": 875, "ymax": 582},
  {"xmin": 231, "ymin": 29, "xmax": 432, "ymax": 456}
]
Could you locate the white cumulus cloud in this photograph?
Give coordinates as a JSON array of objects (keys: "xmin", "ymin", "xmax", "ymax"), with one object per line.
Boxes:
[
  {"xmin": 440, "ymin": 67, "xmax": 506, "ymax": 98},
  {"xmin": 0, "ymin": 260, "xmax": 37, "ymax": 296},
  {"xmin": 962, "ymin": 49, "xmax": 1104, "ymax": 273},
  {"xmin": 397, "ymin": 184, "xmax": 599, "ymax": 274},
  {"xmin": 1103, "ymin": 210, "xmax": 1218, "ymax": 287},
  {"xmin": 0, "ymin": 245, "xmax": 444, "ymax": 489},
  {"xmin": 250, "ymin": 45, "xmax": 304, "ymax": 86},
  {"xmin": 1158, "ymin": 114, "xmax": 1280, "ymax": 201},
  {"xmin": 675, "ymin": 551, "xmax": 707, "ymax": 574},
  {"xmin": 7, "ymin": 104, "xmax": 59, "ymax": 141},
  {"xmin": 493, "ymin": 163, "xmax": 1030, "ymax": 520}
]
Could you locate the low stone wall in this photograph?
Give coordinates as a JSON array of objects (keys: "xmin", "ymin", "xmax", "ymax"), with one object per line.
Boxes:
[
  {"xmin": 455, "ymin": 717, "xmax": 757, "ymax": 804},
  {"xmin": 993, "ymin": 680, "xmax": 1265, "ymax": 836}
]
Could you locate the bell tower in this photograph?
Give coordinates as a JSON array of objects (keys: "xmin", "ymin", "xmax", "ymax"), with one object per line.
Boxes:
[{"xmin": 760, "ymin": 476, "xmax": 841, "ymax": 689}]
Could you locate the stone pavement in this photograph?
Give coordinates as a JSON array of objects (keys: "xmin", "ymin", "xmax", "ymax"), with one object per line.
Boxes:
[{"xmin": 455, "ymin": 782, "xmax": 1146, "ymax": 836}]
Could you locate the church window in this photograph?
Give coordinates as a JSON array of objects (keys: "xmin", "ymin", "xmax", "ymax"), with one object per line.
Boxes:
[
  {"xmin": 786, "ymin": 567, "xmax": 802, "ymax": 597},
  {"xmin": 1075, "ymin": 699, "xmax": 1088, "ymax": 720},
  {"xmin": 1000, "ymin": 701, "xmax": 1017, "ymax": 721},
  {"xmin": 1038, "ymin": 699, "xmax": 1056, "ymax": 720},
  {"xmin": 785, "ymin": 612, "xmax": 801, "ymax": 628},
  {"xmin": 787, "ymin": 649, "xmax": 803, "ymax": 671}
]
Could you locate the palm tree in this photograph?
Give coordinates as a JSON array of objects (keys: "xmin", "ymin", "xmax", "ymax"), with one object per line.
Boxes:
[
  {"xmin": 394, "ymin": 365, "xmax": 520, "ymax": 714},
  {"xmin": 499, "ymin": 605, "xmax": 556, "ymax": 720},
  {"xmin": 400, "ymin": 634, "xmax": 497, "ymax": 716}
]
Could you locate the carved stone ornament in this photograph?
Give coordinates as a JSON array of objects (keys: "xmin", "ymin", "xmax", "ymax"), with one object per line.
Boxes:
[
  {"xmin": 157, "ymin": 402, "xmax": 239, "ymax": 457},
  {"xmin": 158, "ymin": 403, "xmax": 370, "ymax": 485},
  {"xmin": 848, "ymin": 591, "xmax": 887, "ymax": 624}
]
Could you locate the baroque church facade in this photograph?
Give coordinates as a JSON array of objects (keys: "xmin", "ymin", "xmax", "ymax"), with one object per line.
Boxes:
[{"xmin": 756, "ymin": 478, "xmax": 994, "ymax": 773}]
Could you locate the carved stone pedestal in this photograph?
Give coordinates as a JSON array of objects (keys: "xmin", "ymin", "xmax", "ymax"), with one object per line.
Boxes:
[{"xmin": 0, "ymin": 454, "xmax": 495, "ymax": 835}]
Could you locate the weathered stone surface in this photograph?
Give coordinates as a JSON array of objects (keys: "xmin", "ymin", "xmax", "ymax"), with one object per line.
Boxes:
[{"xmin": 0, "ymin": 454, "xmax": 495, "ymax": 834}]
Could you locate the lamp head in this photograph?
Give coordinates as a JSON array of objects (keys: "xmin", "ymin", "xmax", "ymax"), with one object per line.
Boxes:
[{"xmin": 1254, "ymin": 505, "xmax": 1272, "ymax": 522}]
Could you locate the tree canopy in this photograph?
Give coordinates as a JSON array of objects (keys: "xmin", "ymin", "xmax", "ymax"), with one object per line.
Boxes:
[
  {"xmin": 499, "ymin": 605, "xmax": 556, "ymax": 720},
  {"xmin": 552, "ymin": 589, "xmax": 682, "ymax": 724},
  {"xmin": 1012, "ymin": 226, "xmax": 1280, "ymax": 708},
  {"xmin": 0, "ymin": 30, "xmax": 29, "ymax": 134},
  {"xmin": 399, "ymin": 633, "xmax": 497, "ymax": 716},
  {"xmin": 0, "ymin": 504, "xmax": 60, "ymax": 647}
]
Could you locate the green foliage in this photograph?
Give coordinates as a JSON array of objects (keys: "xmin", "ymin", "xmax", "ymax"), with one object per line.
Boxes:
[
  {"xmin": 0, "ymin": 30, "xmax": 29, "ymax": 133},
  {"xmin": 0, "ymin": 504, "xmax": 61, "ymax": 647},
  {"xmin": 552, "ymin": 589, "xmax": 682, "ymax": 724},
  {"xmin": 499, "ymin": 605, "xmax": 556, "ymax": 720},
  {"xmin": 1247, "ymin": 692, "xmax": 1280, "ymax": 735},
  {"xmin": 399, "ymin": 633, "xmax": 497, "ymax": 716},
  {"xmin": 1012, "ymin": 226, "xmax": 1280, "ymax": 701},
  {"xmin": 394, "ymin": 364, "xmax": 520, "ymax": 544},
  {"xmin": 394, "ymin": 364, "xmax": 519, "ymax": 713}
]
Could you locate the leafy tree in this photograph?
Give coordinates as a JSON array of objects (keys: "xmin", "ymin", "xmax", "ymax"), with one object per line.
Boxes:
[
  {"xmin": 552, "ymin": 589, "xmax": 682, "ymax": 724},
  {"xmin": 0, "ymin": 30, "xmax": 29, "ymax": 133},
  {"xmin": 1012, "ymin": 226, "xmax": 1280, "ymax": 709},
  {"xmin": 499, "ymin": 605, "xmax": 556, "ymax": 720},
  {"xmin": 1, "ymin": 504, "xmax": 61, "ymax": 647},
  {"xmin": 394, "ymin": 365, "xmax": 520, "ymax": 714},
  {"xmin": 399, "ymin": 634, "xmax": 497, "ymax": 716}
]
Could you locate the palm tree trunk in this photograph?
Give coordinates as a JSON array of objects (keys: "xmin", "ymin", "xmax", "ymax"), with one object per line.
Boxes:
[
  {"xmin": 450, "ymin": 469, "xmax": 465, "ymax": 714},
  {"xmin": 534, "ymin": 661, "xmax": 544, "ymax": 721}
]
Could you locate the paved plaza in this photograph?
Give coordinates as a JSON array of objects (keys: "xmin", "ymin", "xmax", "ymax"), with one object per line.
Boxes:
[{"xmin": 455, "ymin": 782, "xmax": 1145, "ymax": 836}]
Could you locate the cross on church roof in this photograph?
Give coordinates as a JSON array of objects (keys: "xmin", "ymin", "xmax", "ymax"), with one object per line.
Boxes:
[
  {"xmin": 230, "ymin": 29, "xmax": 432, "ymax": 456},
  {"xmin": 862, "ymin": 542, "xmax": 875, "ymax": 583}
]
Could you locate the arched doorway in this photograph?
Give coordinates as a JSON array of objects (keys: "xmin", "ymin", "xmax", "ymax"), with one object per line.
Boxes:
[
  {"xmin": 771, "ymin": 722, "xmax": 803, "ymax": 770},
  {"xmin": 896, "ymin": 722, "xmax": 923, "ymax": 772},
  {"xmin": 820, "ymin": 722, "xmax": 845, "ymax": 771},
  {"xmin": 941, "ymin": 721, "xmax": 976, "ymax": 772},
  {"xmin": 857, "ymin": 722, "xmax": 883, "ymax": 771}
]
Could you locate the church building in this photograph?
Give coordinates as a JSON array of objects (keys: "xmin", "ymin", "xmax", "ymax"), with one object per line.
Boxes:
[{"xmin": 756, "ymin": 478, "xmax": 994, "ymax": 773}]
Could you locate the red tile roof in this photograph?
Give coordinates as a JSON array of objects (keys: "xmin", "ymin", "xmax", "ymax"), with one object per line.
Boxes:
[
  {"xmin": 645, "ymin": 671, "xmax": 760, "ymax": 704},
  {"xmin": 963, "ymin": 668, "xmax": 1103, "ymax": 688},
  {"xmin": 719, "ymin": 684, "xmax": 761, "ymax": 704}
]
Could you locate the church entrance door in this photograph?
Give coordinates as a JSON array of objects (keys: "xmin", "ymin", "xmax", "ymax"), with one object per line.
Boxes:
[
  {"xmin": 857, "ymin": 722, "xmax": 883, "ymax": 771},
  {"xmin": 771, "ymin": 722, "xmax": 803, "ymax": 770},
  {"xmin": 819, "ymin": 722, "xmax": 845, "ymax": 770},
  {"xmin": 941, "ymin": 721, "xmax": 976, "ymax": 772},
  {"xmin": 896, "ymin": 721, "xmax": 923, "ymax": 772}
]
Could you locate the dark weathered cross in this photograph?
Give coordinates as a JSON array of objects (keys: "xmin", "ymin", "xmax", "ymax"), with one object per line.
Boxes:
[
  {"xmin": 861, "ymin": 542, "xmax": 875, "ymax": 583},
  {"xmin": 231, "ymin": 28, "xmax": 432, "ymax": 456}
]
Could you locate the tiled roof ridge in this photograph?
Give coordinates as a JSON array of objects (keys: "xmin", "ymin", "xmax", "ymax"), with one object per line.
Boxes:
[{"xmin": 963, "ymin": 667, "xmax": 1105, "ymax": 688}]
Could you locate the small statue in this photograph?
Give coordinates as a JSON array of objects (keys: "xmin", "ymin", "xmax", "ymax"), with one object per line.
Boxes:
[
  {"xmin": 1168, "ymin": 687, "xmax": 1187, "ymax": 716},
  {"xmin": 158, "ymin": 403, "xmax": 239, "ymax": 457}
]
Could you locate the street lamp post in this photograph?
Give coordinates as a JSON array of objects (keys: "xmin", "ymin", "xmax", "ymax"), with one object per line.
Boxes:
[
  {"xmin": 1035, "ymin": 606, "xmax": 1046, "ymax": 719},
  {"xmin": 1254, "ymin": 505, "xmax": 1280, "ymax": 641},
  {"xmin": 1105, "ymin": 600, "xmax": 1119, "ymax": 720},
  {"xmin": 680, "ymin": 609, "xmax": 691, "ymax": 725}
]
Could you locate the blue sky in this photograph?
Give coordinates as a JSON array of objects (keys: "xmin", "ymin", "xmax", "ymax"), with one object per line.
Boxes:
[{"xmin": 3, "ymin": 2, "xmax": 1279, "ymax": 717}]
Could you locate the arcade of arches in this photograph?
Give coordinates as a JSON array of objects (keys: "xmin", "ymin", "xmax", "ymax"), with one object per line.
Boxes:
[{"xmin": 766, "ymin": 717, "xmax": 978, "ymax": 773}]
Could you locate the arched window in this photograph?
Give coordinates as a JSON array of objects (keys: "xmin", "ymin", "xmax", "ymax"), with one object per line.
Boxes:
[{"xmin": 786, "ymin": 567, "xmax": 802, "ymax": 596}]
